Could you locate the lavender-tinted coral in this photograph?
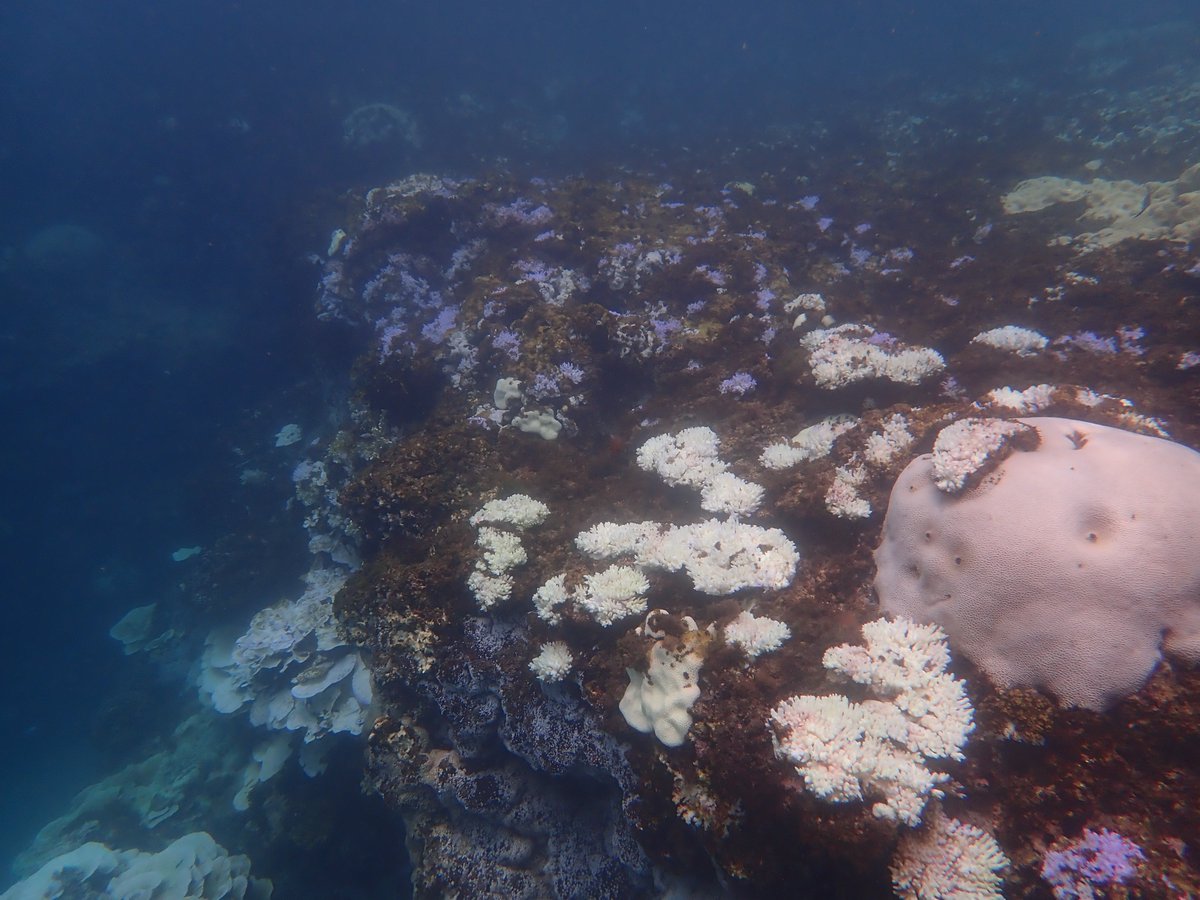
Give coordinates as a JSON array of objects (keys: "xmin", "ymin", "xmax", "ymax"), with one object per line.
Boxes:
[
  {"xmin": 1116, "ymin": 324, "xmax": 1146, "ymax": 356},
  {"xmin": 1056, "ymin": 331, "xmax": 1118, "ymax": 355},
  {"xmin": 492, "ymin": 329, "xmax": 521, "ymax": 360},
  {"xmin": 866, "ymin": 331, "xmax": 898, "ymax": 348},
  {"xmin": 527, "ymin": 372, "xmax": 561, "ymax": 400},
  {"xmin": 718, "ymin": 372, "xmax": 757, "ymax": 396},
  {"xmin": 516, "ymin": 258, "xmax": 553, "ymax": 283},
  {"xmin": 651, "ymin": 317, "xmax": 683, "ymax": 343},
  {"xmin": 488, "ymin": 198, "xmax": 554, "ymax": 227},
  {"xmin": 377, "ymin": 320, "xmax": 408, "ymax": 360},
  {"xmin": 557, "ymin": 361, "xmax": 585, "ymax": 384},
  {"xmin": 421, "ymin": 305, "xmax": 460, "ymax": 344},
  {"xmin": 1040, "ymin": 829, "xmax": 1145, "ymax": 899}
]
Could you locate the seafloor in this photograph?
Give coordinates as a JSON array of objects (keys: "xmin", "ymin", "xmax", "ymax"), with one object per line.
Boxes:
[
  {"xmin": 8, "ymin": 26, "xmax": 1200, "ymax": 900},
  {"xmin": 311, "ymin": 161, "xmax": 1200, "ymax": 896}
]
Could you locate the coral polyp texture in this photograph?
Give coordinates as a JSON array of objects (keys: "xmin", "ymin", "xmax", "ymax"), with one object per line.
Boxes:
[
  {"xmin": 875, "ymin": 416, "xmax": 1200, "ymax": 710},
  {"xmin": 306, "ymin": 165, "xmax": 1200, "ymax": 898}
]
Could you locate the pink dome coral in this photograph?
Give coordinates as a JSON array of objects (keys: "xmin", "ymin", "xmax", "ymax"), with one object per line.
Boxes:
[{"xmin": 874, "ymin": 417, "xmax": 1200, "ymax": 710}]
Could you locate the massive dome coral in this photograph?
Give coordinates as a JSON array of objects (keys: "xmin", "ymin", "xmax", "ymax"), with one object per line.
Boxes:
[{"xmin": 874, "ymin": 416, "xmax": 1200, "ymax": 710}]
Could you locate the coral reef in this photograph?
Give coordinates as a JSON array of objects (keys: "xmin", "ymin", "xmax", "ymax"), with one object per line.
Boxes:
[
  {"xmin": 876, "ymin": 417, "xmax": 1200, "ymax": 710},
  {"xmin": 307, "ymin": 158, "xmax": 1200, "ymax": 896},
  {"xmin": 4, "ymin": 832, "xmax": 272, "ymax": 900}
]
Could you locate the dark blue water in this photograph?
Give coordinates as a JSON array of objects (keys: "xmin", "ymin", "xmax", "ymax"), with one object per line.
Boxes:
[{"xmin": 2, "ymin": 0, "xmax": 1197, "ymax": 894}]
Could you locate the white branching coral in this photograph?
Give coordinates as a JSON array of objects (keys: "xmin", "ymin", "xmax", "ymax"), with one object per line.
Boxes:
[
  {"xmin": 985, "ymin": 384, "xmax": 1056, "ymax": 413},
  {"xmin": 575, "ymin": 521, "xmax": 661, "ymax": 559},
  {"xmin": 643, "ymin": 519, "xmax": 799, "ymax": 595},
  {"xmin": 470, "ymin": 493, "xmax": 550, "ymax": 529},
  {"xmin": 636, "ymin": 426, "xmax": 727, "ymax": 489},
  {"xmin": 724, "ymin": 611, "xmax": 791, "ymax": 659},
  {"xmin": 535, "ymin": 427, "xmax": 793, "ymax": 625},
  {"xmin": 466, "ymin": 493, "xmax": 549, "ymax": 609},
  {"xmin": 701, "ymin": 471, "xmax": 766, "ymax": 517},
  {"xmin": 529, "ymin": 641, "xmax": 574, "ymax": 682},
  {"xmin": 637, "ymin": 427, "xmax": 764, "ymax": 516},
  {"xmin": 931, "ymin": 418, "xmax": 1034, "ymax": 493},
  {"xmin": 864, "ymin": 413, "xmax": 915, "ymax": 466},
  {"xmin": 577, "ymin": 564, "xmax": 651, "ymax": 626},
  {"xmin": 890, "ymin": 805, "xmax": 1008, "ymax": 900},
  {"xmin": 467, "ymin": 570, "xmax": 514, "ymax": 610},
  {"xmin": 475, "ymin": 527, "xmax": 527, "ymax": 574},
  {"xmin": 532, "ymin": 574, "xmax": 571, "ymax": 625},
  {"xmin": 825, "ymin": 465, "xmax": 872, "ymax": 519},
  {"xmin": 541, "ymin": 517, "xmax": 800, "ymax": 625},
  {"xmin": 760, "ymin": 414, "xmax": 859, "ymax": 470},
  {"xmin": 970, "ymin": 325, "xmax": 1048, "ymax": 357},
  {"xmin": 769, "ymin": 617, "xmax": 974, "ymax": 827},
  {"xmin": 801, "ymin": 324, "xmax": 944, "ymax": 388}
]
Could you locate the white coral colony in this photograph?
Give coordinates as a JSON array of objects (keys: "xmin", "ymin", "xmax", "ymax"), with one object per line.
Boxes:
[{"xmin": 769, "ymin": 617, "xmax": 974, "ymax": 826}]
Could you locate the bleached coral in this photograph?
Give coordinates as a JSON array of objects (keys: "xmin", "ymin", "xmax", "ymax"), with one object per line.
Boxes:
[
  {"xmin": 825, "ymin": 465, "xmax": 872, "ymax": 519},
  {"xmin": 552, "ymin": 516, "xmax": 799, "ymax": 624},
  {"xmin": 637, "ymin": 426, "xmax": 727, "ymax": 489},
  {"xmin": 769, "ymin": 617, "xmax": 974, "ymax": 826},
  {"xmin": 724, "ymin": 611, "xmax": 791, "ymax": 659},
  {"xmin": 575, "ymin": 521, "xmax": 661, "ymax": 559},
  {"xmin": 467, "ymin": 570, "xmax": 515, "ymax": 611},
  {"xmin": 642, "ymin": 519, "xmax": 799, "ymax": 595},
  {"xmin": 700, "ymin": 471, "xmax": 765, "ymax": 517},
  {"xmin": 577, "ymin": 564, "xmax": 651, "ymax": 626},
  {"xmin": 971, "ymin": 325, "xmax": 1049, "ymax": 357},
  {"xmin": 864, "ymin": 413, "xmax": 915, "ymax": 467},
  {"xmin": 620, "ymin": 639, "xmax": 704, "ymax": 747},
  {"xmin": 931, "ymin": 418, "xmax": 1034, "ymax": 493},
  {"xmin": 637, "ymin": 427, "xmax": 764, "ymax": 515},
  {"xmin": 234, "ymin": 734, "xmax": 293, "ymax": 812},
  {"xmin": 470, "ymin": 493, "xmax": 550, "ymax": 529},
  {"xmin": 532, "ymin": 574, "xmax": 571, "ymax": 625},
  {"xmin": 467, "ymin": 494, "xmax": 548, "ymax": 608},
  {"xmin": 759, "ymin": 442, "xmax": 809, "ymax": 470},
  {"xmin": 197, "ymin": 569, "xmax": 373, "ymax": 745},
  {"xmin": 986, "ymin": 384, "xmax": 1056, "ymax": 414},
  {"xmin": 3, "ymin": 832, "xmax": 272, "ymax": 900},
  {"xmin": 529, "ymin": 641, "xmax": 574, "ymax": 682},
  {"xmin": 760, "ymin": 414, "xmax": 859, "ymax": 470},
  {"xmin": 891, "ymin": 806, "xmax": 1008, "ymax": 900},
  {"xmin": 801, "ymin": 324, "xmax": 944, "ymax": 388},
  {"xmin": 539, "ymin": 428, "xmax": 792, "ymax": 626},
  {"xmin": 476, "ymin": 527, "xmax": 527, "ymax": 574}
]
